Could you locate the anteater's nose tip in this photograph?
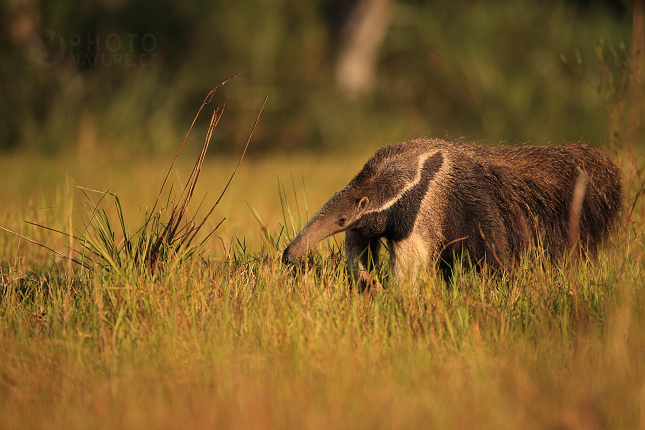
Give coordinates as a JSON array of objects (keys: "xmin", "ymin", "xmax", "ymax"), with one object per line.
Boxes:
[{"xmin": 281, "ymin": 249, "xmax": 292, "ymax": 265}]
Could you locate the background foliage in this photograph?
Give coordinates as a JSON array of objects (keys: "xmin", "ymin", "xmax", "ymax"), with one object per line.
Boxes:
[{"xmin": 0, "ymin": 0, "xmax": 634, "ymax": 155}]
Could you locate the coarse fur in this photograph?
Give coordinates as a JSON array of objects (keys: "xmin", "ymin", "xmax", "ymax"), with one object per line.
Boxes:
[{"xmin": 282, "ymin": 138, "xmax": 622, "ymax": 286}]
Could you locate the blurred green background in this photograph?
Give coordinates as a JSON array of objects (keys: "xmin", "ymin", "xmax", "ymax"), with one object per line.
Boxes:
[{"xmin": 0, "ymin": 0, "xmax": 635, "ymax": 157}]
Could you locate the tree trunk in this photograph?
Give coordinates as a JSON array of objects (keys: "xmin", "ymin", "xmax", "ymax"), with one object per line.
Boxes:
[{"xmin": 335, "ymin": 0, "xmax": 394, "ymax": 100}]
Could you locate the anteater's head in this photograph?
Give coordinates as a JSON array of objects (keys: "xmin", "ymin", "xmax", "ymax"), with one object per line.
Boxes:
[
  {"xmin": 281, "ymin": 145, "xmax": 438, "ymax": 265},
  {"xmin": 281, "ymin": 189, "xmax": 370, "ymax": 264}
]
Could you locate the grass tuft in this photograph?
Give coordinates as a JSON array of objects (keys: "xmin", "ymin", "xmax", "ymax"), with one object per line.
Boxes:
[{"xmin": 1, "ymin": 76, "xmax": 267, "ymax": 276}]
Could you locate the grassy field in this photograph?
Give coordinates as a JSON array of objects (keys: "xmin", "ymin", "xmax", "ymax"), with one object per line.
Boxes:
[{"xmin": 1, "ymin": 147, "xmax": 644, "ymax": 429}]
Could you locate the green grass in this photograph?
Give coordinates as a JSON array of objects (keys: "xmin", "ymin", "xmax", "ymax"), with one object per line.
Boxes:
[{"xmin": 1, "ymin": 148, "xmax": 644, "ymax": 429}]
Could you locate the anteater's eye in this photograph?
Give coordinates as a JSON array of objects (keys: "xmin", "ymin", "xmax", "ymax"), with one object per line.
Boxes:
[{"xmin": 338, "ymin": 218, "xmax": 346, "ymax": 227}]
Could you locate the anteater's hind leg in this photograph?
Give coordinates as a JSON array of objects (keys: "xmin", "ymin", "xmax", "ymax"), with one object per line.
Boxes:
[{"xmin": 345, "ymin": 229, "xmax": 381, "ymax": 289}]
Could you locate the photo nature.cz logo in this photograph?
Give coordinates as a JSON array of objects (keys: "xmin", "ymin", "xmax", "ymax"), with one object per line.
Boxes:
[
  {"xmin": 28, "ymin": 29, "xmax": 65, "ymax": 67},
  {"xmin": 28, "ymin": 29, "xmax": 157, "ymax": 68}
]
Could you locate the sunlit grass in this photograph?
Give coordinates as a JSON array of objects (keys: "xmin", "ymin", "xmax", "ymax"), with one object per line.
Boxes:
[{"xmin": 1, "ymin": 147, "xmax": 644, "ymax": 429}]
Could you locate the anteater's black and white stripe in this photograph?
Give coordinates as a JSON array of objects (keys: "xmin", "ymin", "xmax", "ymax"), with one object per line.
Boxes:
[{"xmin": 282, "ymin": 139, "xmax": 622, "ymax": 285}]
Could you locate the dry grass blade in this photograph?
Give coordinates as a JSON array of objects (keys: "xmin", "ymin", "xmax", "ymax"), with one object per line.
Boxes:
[
  {"xmin": 0, "ymin": 225, "xmax": 90, "ymax": 269},
  {"xmin": 146, "ymin": 106, "xmax": 225, "ymax": 267},
  {"xmin": 147, "ymin": 73, "xmax": 240, "ymax": 220},
  {"xmin": 568, "ymin": 170, "xmax": 588, "ymax": 262},
  {"xmin": 196, "ymin": 96, "xmax": 268, "ymax": 249}
]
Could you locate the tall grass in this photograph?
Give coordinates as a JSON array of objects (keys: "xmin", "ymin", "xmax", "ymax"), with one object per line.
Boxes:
[{"xmin": 1, "ymin": 146, "xmax": 644, "ymax": 429}]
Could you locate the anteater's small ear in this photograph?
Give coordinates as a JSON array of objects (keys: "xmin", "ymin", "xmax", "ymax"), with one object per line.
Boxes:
[{"xmin": 358, "ymin": 196, "xmax": 369, "ymax": 212}]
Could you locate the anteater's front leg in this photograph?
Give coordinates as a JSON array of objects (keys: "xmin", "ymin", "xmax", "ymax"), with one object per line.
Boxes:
[
  {"xmin": 388, "ymin": 233, "xmax": 430, "ymax": 283},
  {"xmin": 345, "ymin": 229, "xmax": 381, "ymax": 288}
]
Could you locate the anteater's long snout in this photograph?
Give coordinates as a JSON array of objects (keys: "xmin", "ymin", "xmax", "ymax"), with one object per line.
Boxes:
[
  {"xmin": 281, "ymin": 235, "xmax": 311, "ymax": 264},
  {"xmin": 281, "ymin": 208, "xmax": 344, "ymax": 265}
]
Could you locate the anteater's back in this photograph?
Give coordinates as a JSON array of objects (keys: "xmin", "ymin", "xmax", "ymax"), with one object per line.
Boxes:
[
  {"xmin": 433, "ymin": 140, "xmax": 622, "ymax": 263},
  {"xmin": 384, "ymin": 139, "xmax": 623, "ymax": 267},
  {"xmin": 490, "ymin": 143, "xmax": 621, "ymax": 256}
]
